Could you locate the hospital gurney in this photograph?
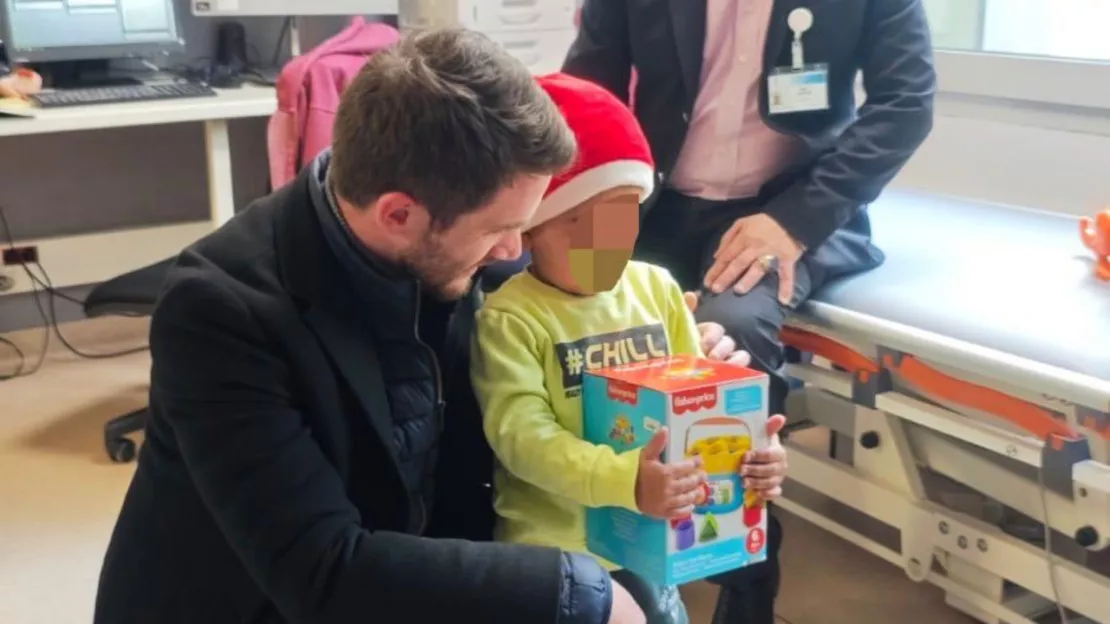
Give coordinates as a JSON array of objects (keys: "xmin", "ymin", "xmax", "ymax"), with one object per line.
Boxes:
[{"xmin": 779, "ymin": 190, "xmax": 1110, "ymax": 624}]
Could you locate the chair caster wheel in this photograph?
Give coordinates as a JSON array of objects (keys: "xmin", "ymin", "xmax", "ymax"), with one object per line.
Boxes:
[{"xmin": 107, "ymin": 438, "xmax": 137, "ymax": 463}]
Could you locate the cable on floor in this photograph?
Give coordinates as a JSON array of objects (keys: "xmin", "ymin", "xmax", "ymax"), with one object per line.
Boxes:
[
  {"xmin": 0, "ymin": 203, "xmax": 149, "ymax": 382},
  {"xmin": 1037, "ymin": 447, "xmax": 1071, "ymax": 624},
  {"xmin": 0, "ymin": 334, "xmax": 26, "ymax": 380}
]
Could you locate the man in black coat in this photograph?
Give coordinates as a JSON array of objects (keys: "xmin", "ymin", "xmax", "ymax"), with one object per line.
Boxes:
[
  {"xmin": 562, "ymin": 0, "xmax": 936, "ymax": 621},
  {"xmin": 93, "ymin": 28, "xmax": 787, "ymax": 624}
]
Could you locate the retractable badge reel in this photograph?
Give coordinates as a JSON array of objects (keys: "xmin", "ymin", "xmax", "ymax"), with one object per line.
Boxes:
[
  {"xmin": 768, "ymin": 7, "xmax": 830, "ymax": 115},
  {"xmin": 788, "ymin": 8, "xmax": 813, "ymax": 70}
]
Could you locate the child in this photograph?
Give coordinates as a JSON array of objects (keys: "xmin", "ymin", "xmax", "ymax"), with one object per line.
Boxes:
[{"xmin": 470, "ymin": 73, "xmax": 708, "ymax": 623}]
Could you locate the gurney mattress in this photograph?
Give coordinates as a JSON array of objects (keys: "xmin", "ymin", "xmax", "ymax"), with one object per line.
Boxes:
[{"xmin": 802, "ymin": 190, "xmax": 1109, "ymax": 382}]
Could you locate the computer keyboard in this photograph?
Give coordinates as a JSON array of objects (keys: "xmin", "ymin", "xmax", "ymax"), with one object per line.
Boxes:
[{"xmin": 31, "ymin": 82, "xmax": 218, "ymax": 109}]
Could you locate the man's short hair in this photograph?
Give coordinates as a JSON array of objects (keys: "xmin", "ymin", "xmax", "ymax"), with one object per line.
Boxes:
[{"xmin": 331, "ymin": 27, "xmax": 577, "ymax": 226}]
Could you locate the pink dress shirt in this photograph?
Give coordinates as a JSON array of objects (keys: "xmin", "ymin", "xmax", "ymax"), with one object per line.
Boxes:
[{"xmin": 669, "ymin": 0, "xmax": 804, "ymax": 201}]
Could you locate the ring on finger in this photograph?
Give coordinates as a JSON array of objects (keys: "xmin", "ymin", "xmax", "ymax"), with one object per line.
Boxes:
[{"xmin": 757, "ymin": 254, "xmax": 777, "ymax": 272}]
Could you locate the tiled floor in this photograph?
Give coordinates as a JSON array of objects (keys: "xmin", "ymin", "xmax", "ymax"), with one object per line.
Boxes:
[{"xmin": 0, "ymin": 318, "xmax": 976, "ymax": 624}]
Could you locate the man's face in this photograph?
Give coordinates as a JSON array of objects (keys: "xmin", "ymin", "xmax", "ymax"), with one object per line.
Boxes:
[
  {"xmin": 527, "ymin": 187, "xmax": 641, "ymax": 296},
  {"xmin": 402, "ymin": 174, "xmax": 550, "ymax": 300}
]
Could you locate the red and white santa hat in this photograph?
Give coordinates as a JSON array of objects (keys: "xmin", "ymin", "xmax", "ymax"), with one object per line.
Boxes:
[{"xmin": 528, "ymin": 72, "xmax": 656, "ymax": 230}]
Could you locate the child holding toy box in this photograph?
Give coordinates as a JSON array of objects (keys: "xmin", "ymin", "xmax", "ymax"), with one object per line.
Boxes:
[{"xmin": 470, "ymin": 73, "xmax": 785, "ymax": 623}]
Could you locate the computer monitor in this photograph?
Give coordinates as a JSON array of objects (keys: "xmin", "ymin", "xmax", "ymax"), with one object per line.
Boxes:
[
  {"xmin": 190, "ymin": 0, "xmax": 397, "ymax": 17},
  {"xmin": 1, "ymin": 0, "xmax": 185, "ymax": 75}
]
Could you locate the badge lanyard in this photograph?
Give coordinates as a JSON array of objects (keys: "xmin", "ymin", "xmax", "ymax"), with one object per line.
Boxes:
[
  {"xmin": 768, "ymin": 6, "xmax": 829, "ymax": 115},
  {"xmin": 787, "ymin": 7, "xmax": 814, "ymax": 70}
]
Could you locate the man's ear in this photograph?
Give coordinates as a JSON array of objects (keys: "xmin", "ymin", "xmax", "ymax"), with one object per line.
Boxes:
[{"xmin": 374, "ymin": 191, "xmax": 426, "ymax": 235}]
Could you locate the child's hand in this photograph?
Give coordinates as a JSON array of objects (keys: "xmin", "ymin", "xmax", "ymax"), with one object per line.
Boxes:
[
  {"xmin": 635, "ymin": 427, "xmax": 705, "ymax": 519},
  {"xmin": 740, "ymin": 414, "xmax": 789, "ymax": 501}
]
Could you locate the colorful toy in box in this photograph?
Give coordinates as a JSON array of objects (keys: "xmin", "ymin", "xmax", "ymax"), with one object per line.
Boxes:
[
  {"xmin": 609, "ymin": 415, "xmax": 637, "ymax": 446},
  {"xmin": 583, "ymin": 354, "xmax": 770, "ymax": 586},
  {"xmin": 684, "ymin": 426, "xmax": 766, "ymax": 532}
]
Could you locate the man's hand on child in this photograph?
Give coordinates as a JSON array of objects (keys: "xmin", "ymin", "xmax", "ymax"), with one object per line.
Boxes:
[
  {"xmin": 683, "ymin": 292, "xmax": 753, "ymax": 367},
  {"xmin": 741, "ymin": 414, "xmax": 789, "ymax": 501},
  {"xmin": 635, "ymin": 427, "xmax": 707, "ymax": 519}
]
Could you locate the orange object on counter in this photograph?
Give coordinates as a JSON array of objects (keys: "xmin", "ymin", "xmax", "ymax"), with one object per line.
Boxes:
[
  {"xmin": 0, "ymin": 66, "xmax": 42, "ymax": 100},
  {"xmin": 1080, "ymin": 209, "xmax": 1110, "ymax": 281}
]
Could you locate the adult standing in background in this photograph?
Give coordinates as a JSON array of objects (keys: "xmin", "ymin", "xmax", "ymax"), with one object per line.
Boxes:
[{"xmin": 563, "ymin": 0, "xmax": 937, "ymax": 622}]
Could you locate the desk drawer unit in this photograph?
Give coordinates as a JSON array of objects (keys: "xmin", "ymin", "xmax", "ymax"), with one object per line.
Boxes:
[
  {"xmin": 484, "ymin": 28, "xmax": 577, "ymax": 75},
  {"xmin": 399, "ymin": 0, "xmax": 576, "ymax": 33}
]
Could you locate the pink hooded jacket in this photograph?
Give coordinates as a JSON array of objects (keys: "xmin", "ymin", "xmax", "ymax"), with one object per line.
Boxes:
[{"xmin": 267, "ymin": 18, "xmax": 400, "ymax": 190}]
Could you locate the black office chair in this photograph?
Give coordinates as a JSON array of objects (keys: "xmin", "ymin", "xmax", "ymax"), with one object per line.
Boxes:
[{"xmin": 83, "ymin": 257, "xmax": 175, "ymax": 463}]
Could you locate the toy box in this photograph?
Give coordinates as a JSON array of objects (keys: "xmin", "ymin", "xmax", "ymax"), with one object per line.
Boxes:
[{"xmin": 583, "ymin": 354, "xmax": 770, "ymax": 586}]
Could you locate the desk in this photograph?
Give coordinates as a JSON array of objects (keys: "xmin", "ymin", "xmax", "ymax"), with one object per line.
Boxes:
[
  {"xmin": 0, "ymin": 85, "xmax": 277, "ymax": 296},
  {"xmin": 0, "ymin": 84, "xmax": 277, "ymax": 227}
]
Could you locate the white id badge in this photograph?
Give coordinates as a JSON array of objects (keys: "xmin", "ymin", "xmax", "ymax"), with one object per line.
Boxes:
[{"xmin": 767, "ymin": 64, "xmax": 830, "ymax": 115}]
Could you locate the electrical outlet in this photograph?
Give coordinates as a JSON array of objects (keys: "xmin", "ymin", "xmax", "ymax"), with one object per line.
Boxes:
[{"xmin": 2, "ymin": 245, "xmax": 39, "ymax": 266}]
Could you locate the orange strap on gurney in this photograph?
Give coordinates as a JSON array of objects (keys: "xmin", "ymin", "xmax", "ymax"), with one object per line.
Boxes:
[{"xmin": 780, "ymin": 327, "xmax": 1099, "ymax": 443}]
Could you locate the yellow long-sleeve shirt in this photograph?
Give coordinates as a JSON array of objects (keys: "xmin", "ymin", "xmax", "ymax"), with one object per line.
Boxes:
[{"xmin": 470, "ymin": 261, "xmax": 703, "ymax": 567}]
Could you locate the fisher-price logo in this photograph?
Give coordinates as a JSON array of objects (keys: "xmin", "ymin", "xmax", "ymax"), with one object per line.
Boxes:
[
  {"xmin": 672, "ymin": 388, "xmax": 718, "ymax": 414},
  {"xmin": 747, "ymin": 528, "xmax": 766, "ymax": 554},
  {"xmin": 607, "ymin": 380, "xmax": 640, "ymax": 405}
]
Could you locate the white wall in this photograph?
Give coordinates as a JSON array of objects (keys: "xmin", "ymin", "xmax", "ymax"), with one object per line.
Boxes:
[
  {"xmin": 892, "ymin": 96, "xmax": 1110, "ymax": 217},
  {"xmin": 902, "ymin": 0, "xmax": 1110, "ymax": 217}
]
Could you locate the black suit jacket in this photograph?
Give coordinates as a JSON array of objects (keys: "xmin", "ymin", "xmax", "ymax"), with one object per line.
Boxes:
[
  {"xmin": 94, "ymin": 167, "xmax": 564, "ymax": 623},
  {"xmin": 564, "ymin": 0, "xmax": 937, "ymax": 252}
]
